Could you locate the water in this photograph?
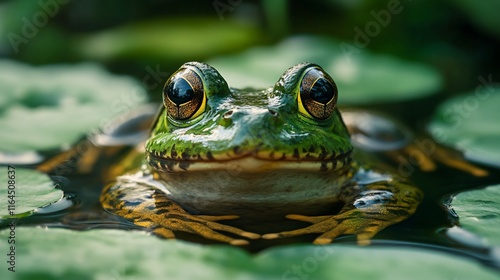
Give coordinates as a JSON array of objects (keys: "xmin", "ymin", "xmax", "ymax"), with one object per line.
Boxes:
[{"xmin": 1, "ymin": 100, "xmax": 499, "ymax": 272}]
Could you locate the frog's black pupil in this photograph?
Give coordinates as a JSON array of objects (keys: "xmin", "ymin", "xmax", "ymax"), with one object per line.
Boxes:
[
  {"xmin": 167, "ymin": 78, "xmax": 194, "ymax": 105},
  {"xmin": 310, "ymin": 78, "xmax": 334, "ymax": 104}
]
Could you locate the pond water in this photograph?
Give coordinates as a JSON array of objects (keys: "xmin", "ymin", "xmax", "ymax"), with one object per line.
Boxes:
[{"xmin": 1, "ymin": 98, "xmax": 499, "ymax": 273}]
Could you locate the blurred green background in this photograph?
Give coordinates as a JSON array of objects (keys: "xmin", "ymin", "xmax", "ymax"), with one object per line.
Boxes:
[
  {"xmin": 1, "ymin": 0, "xmax": 499, "ymax": 100},
  {"xmin": 1, "ymin": 1, "xmax": 500, "ymax": 279}
]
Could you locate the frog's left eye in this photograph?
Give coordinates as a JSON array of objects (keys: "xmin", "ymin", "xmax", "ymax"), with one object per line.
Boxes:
[
  {"xmin": 298, "ymin": 68, "xmax": 338, "ymax": 120},
  {"xmin": 163, "ymin": 68, "xmax": 206, "ymax": 120}
]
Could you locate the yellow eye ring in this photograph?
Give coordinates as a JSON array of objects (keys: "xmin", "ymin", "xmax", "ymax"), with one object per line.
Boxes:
[
  {"xmin": 163, "ymin": 68, "xmax": 206, "ymax": 120},
  {"xmin": 298, "ymin": 67, "xmax": 338, "ymax": 120}
]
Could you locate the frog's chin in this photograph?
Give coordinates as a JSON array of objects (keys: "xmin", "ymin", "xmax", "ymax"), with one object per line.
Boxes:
[
  {"xmin": 147, "ymin": 154, "xmax": 352, "ymax": 173},
  {"xmin": 147, "ymin": 155, "xmax": 354, "ymax": 218}
]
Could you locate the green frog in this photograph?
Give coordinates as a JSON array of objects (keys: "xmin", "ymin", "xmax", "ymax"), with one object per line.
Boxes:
[{"xmin": 96, "ymin": 61, "xmax": 430, "ymax": 246}]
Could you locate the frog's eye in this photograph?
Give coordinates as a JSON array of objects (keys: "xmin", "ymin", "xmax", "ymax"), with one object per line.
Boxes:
[
  {"xmin": 298, "ymin": 68, "xmax": 338, "ymax": 120},
  {"xmin": 163, "ymin": 68, "xmax": 206, "ymax": 120}
]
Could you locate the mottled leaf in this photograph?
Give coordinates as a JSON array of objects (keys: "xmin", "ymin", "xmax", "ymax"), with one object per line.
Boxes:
[
  {"xmin": 207, "ymin": 36, "xmax": 442, "ymax": 104},
  {"xmin": 0, "ymin": 167, "xmax": 62, "ymax": 219},
  {"xmin": 427, "ymin": 88, "xmax": 500, "ymax": 167},
  {"xmin": 0, "ymin": 227, "xmax": 497, "ymax": 279}
]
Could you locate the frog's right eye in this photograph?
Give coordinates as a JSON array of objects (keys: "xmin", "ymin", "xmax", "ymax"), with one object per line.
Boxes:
[
  {"xmin": 297, "ymin": 67, "xmax": 338, "ymax": 120},
  {"xmin": 163, "ymin": 68, "xmax": 206, "ymax": 120}
]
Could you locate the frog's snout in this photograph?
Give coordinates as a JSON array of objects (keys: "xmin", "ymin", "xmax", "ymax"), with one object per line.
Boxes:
[
  {"xmin": 222, "ymin": 107, "xmax": 280, "ymax": 125},
  {"xmin": 223, "ymin": 108, "xmax": 278, "ymax": 119}
]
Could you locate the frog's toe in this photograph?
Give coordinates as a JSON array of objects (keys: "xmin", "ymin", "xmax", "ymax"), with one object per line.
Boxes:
[
  {"xmin": 152, "ymin": 227, "xmax": 176, "ymax": 239},
  {"xmin": 286, "ymin": 214, "xmax": 332, "ymax": 223},
  {"xmin": 356, "ymin": 232, "xmax": 376, "ymax": 246},
  {"xmin": 159, "ymin": 216, "xmax": 260, "ymax": 244},
  {"xmin": 312, "ymin": 231, "xmax": 373, "ymax": 245},
  {"xmin": 262, "ymin": 222, "xmax": 331, "ymax": 240},
  {"xmin": 195, "ymin": 214, "xmax": 240, "ymax": 221},
  {"xmin": 191, "ymin": 223, "xmax": 260, "ymax": 246},
  {"xmin": 204, "ymin": 221, "xmax": 260, "ymax": 240},
  {"xmin": 312, "ymin": 228, "xmax": 344, "ymax": 244}
]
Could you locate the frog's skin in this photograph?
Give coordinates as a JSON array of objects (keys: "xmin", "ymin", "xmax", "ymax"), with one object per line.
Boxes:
[{"xmin": 100, "ymin": 62, "xmax": 424, "ymax": 245}]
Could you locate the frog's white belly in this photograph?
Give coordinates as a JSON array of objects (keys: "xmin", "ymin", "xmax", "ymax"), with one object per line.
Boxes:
[{"xmin": 153, "ymin": 157, "xmax": 353, "ymax": 217}]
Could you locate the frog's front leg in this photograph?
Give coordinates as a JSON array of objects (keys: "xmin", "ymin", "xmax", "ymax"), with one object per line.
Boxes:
[
  {"xmin": 100, "ymin": 175, "xmax": 260, "ymax": 245},
  {"xmin": 263, "ymin": 169, "xmax": 422, "ymax": 245}
]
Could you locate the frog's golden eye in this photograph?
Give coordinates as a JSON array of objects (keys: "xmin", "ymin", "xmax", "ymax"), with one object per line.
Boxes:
[
  {"xmin": 163, "ymin": 68, "xmax": 206, "ymax": 120},
  {"xmin": 298, "ymin": 68, "xmax": 338, "ymax": 120}
]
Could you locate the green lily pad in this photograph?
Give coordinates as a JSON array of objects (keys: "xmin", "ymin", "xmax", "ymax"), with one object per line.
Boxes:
[
  {"xmin": 76, "ymin": 18, "xmax": 263, "ymax": 62},
  {"xmin": 0, "ymin": 227, "xmax": 497, "ymax": 279},
  {"xmin": 0, "ymin": 60, "xmax": 147, "ymax": 152},
  {"xmin": 206, "ymin": 36, "xmax": 442, "ymax": 104},
  {"xmin": 451, "ymin": 185, "xmax": 500, "ymax": 246},
  {"xmin": 0, "ymin": 167, "xmax": 62, "ymax": 219},
  {"xmin": 427, "ymin": 87, "xmax": 500, "ymax": 167}
]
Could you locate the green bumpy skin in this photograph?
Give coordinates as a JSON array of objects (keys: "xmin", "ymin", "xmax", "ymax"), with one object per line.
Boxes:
[
  {"xmin": 146, "ymin": 62, "xmax": 352, "ymax": 170},
  {"xmin": 100, "ymin": 62, "xmax": 422, "ymax": 246}
]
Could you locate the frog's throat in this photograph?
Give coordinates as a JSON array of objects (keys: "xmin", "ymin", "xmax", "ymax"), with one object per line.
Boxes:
[{"xmin": 147, "ymin": 151, "xmax": 352, "ymax": 173}]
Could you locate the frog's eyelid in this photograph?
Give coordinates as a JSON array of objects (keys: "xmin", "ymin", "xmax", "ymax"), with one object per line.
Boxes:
[{"xmin": 183, "ymin": 62, "xmax": 231, "ymax": 98}]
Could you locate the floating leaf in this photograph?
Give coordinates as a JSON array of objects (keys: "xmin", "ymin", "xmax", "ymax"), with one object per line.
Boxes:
[
  {"xmin": 0, "ymin": 227, "xmax": 497, "ymax": 279},
  {"xmin": 76, "ymin": 18, "xmax": 263, "ymax": 62},
  {"xmin": 451, "ymin": 185, "xmax": 500, "ymax": 246},
  {"xmin": 207, "ymin": 36, "xmax": 442, "ymax": 104},
  {"xmin": 427, "ymin": 88, "xmax": 500, "ymax": 167},
  {"xmin": 0, "ymin": 167, "xmax": 62, "ymax": 219},
  {"xmin": 0, "ymin": 60, "xmax": 147, "ymax": 153}
]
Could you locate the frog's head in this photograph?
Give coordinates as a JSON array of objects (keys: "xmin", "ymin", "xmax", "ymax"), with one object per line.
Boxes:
[
  {"xmin": 146, "ymin": 62, "xmax": 353, "ymax": 215},
  {"xmin": 146, "ymin": 61, "xmax": 352, "ymax": 175}
]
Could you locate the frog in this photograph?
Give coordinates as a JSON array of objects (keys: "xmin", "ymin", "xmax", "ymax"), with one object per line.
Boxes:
[{"xmin": 92, "ymin": 61, "xmax": 432, "ymax": 246}]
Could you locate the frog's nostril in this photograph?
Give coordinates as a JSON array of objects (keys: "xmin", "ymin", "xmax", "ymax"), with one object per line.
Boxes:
[
  {"xmin": 268, "ymin": 109, "xmax": 278, "ymax": 116},
  {"xmin": 223, "ymin": 110, "xmax": 233, "ymax": 119}
]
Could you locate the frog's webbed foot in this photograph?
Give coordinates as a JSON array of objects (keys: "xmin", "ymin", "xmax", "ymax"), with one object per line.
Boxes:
[
  {"xmin": 153, "ymin": 212, "xmax": 260, "ymax": 245},
  {"xmin": 394, "ymin": 143, "xmax": 488, "ymax": 177},
  {"xmin": 101, "ymin": 180, "xmax": 260, "ymax": 245},
  {"xmin": 262, "ymin": 210, "xmax": 389, "ymax": 245},
  {"xmin": 264, "ymin": 179, "xmax": 422, "ymax": 245},
  {"xmin": 343, "ymin": 109, "xmax": 488, "ymax": 177},
  {"xmin": 149, "ymin": 212, "xmax": 260, "ymax": 246}
]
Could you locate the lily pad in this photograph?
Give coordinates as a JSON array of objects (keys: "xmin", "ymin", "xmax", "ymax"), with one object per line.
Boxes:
[
  {"xmin": 76, "ymin": 18, "xmax": 263, "ymax": 62},
  {"xmin": 427, "ymin": 87, "xmax": 500, "ymax": 167},
  {"xmin": 0, "ymin": 167, "xmax": 62, "ymax": 219},
  {"xmin": 206, "ymin": 36, "xmax": 442, "ymax": 104},
  {"xmin": 451, "ymin": 185, "xmax": 500, "ymax": 246},
  {"xmin": 0, "ymin": 60, "xmax": 147, "ymax": 153},
  {"xmin": 0, "ymin": 227, "xmax": 498, "ymax": 279}
]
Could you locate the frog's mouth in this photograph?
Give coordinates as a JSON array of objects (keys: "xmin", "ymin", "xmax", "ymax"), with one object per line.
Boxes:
[{"xmin": 147, "ymin": 148, "xmax": 352, "ymax": 173}]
